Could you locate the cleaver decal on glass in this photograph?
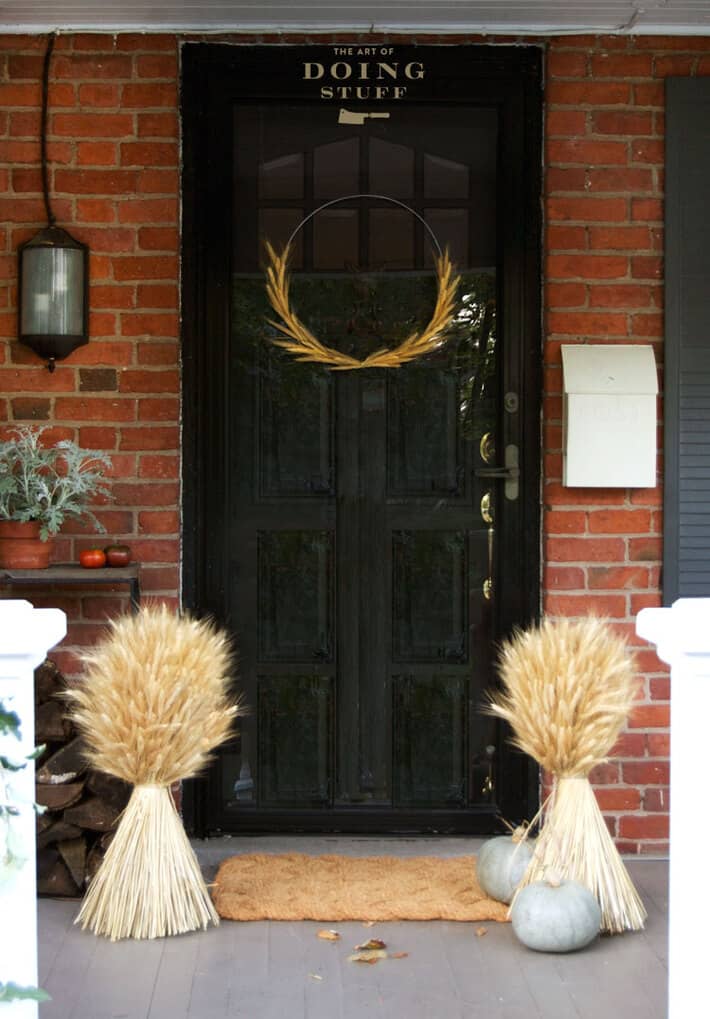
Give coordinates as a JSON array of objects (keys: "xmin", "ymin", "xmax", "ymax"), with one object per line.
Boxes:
[{"xmin": 338, "ymin": 108, "xmax": 391, "ymax": 125}]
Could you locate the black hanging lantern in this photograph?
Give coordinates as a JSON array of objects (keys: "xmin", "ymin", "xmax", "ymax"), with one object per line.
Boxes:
[
  {"xmin": 18, "ymin": 34, "xmax": 89, "ymax": 371},
  {"xmin": 18, "ymin": 225, "xmax": 89, "ymax": 367}
]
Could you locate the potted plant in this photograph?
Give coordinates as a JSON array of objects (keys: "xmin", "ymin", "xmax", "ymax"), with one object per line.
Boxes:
[{"xmin": 0, "ymin": 425, "xmax": 112, "ymax": 569}]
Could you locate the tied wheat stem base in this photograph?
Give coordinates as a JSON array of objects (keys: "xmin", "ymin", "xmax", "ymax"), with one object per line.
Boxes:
[
  {"xmin": 75, "ymin": 785, "xmax": 219, "ymax": 941},
  {"xmin": 512, "ymin": 777, "xmax": 647, "ymax": 934}
]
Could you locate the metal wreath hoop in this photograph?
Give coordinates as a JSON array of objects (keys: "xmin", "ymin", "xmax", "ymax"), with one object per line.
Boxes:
[{"xmin": 264, "ymin": 194, "xmax": 460, "ymax": 371}]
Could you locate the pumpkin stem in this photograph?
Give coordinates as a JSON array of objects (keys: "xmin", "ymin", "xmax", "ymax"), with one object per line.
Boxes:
[{"xmin": 511, "ymin": 824, "xmax": 528, "ymax": 843}]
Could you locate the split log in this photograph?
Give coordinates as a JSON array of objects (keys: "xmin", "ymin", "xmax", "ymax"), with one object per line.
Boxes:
[
  {"xmin": 85, "ymin": 844, "xmax": 102, "ymax": 885},
  {"xmin": 35, "ymin": 781, "xmax": 85, "ymax": 812},
  {"xmin": 85, "ymin": 770, "xmax": 131, "ymax": 811},
  {"xmin": 34, "ymin": 658, "xmax": 64, "ymax": 706},
  {"xmin": 36, "ymin": 737, "xmax": 87, "ymax": 785},
  {"xmin": 58, "ymin": 837, "xmax": 88, "ymax": 890},
  {"xmin": 36, "ymin": 811, "xmax": 54, "ymax": 836},
  {"xmin": 86, "ymin": 831, "xmax": 115, "ymax": 885},
  {"xmin": 36, "ymin": 848, "xmax": 80, "ymax": 898},
  {"xmin": 37, "ymin": 819, "xmax": 83, "ymax": 850},
  {"xmin": 35, "ymin": 699, "xmax": 72, "ymax": 743},
  {"xmin": 63, "ymin": 795, "xmax": 121, "ymax": 833}
]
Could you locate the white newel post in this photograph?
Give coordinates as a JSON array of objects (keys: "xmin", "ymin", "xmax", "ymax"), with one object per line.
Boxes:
[
  {"xmin": 0, "ymin": 600, "xmax": 66, "ymax": 1019},
  {"xmin": 636, "ymin": 598, "xmax": 710, "ymax": 1019}
]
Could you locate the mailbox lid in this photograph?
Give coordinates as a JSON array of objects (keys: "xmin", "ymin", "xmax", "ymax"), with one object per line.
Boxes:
[{"xmin": 561, "ymin": 344, "xmax": 658, "ymax": 396}]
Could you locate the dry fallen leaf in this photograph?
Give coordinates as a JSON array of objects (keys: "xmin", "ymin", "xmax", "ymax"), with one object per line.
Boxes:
[
  {"xmin": 348, "ymin": 949, "xmax": 388, "ymax": 965},
  {"xmin": 308, "ymin": 973, "xmax": 323, "ymax": 981},
  {"xmin": 317, "ymin": 929, "xmax": 341, "ymax": 941},
  {"xmin": 355, "ymin": 938, "xmax": 386, "ymax": 951},
  {"xmin": 475, "ymin": 927, "xmax": 488, "ymax": 938},
  {"xmin": 390, "ymin": 951, "xmax": 409, "ymax": 959}
]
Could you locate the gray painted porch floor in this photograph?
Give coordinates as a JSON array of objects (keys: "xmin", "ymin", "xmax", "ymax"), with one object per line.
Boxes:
[{"xmin": 38, "ymin": 837, "xmax": 669, "ymax": 1019}]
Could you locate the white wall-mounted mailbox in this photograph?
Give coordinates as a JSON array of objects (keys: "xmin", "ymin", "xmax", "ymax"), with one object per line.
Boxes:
[{"xmin": 561, "ymin": 344, "xmax": 658, "ymax": 488}]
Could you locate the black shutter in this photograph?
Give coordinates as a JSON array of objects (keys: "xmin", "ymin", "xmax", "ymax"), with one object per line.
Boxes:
[{"xmin": 664, "ymin": 78, "xmax": 710, "ymax": 603}]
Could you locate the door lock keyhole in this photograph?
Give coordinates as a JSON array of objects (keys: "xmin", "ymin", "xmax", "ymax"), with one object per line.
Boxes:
[{"xmin": 504, "ymin": 391, "xmax": 519, "ymax": 413}]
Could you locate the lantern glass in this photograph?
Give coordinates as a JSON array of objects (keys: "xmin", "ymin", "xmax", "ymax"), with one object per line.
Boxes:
[
  {"xmin": 21, "ymin": 244, "xmax": 85, "ymax": 337},
  {"xmin": 18, "ymin": 224, "xmax": 89, "ymax": 364}
]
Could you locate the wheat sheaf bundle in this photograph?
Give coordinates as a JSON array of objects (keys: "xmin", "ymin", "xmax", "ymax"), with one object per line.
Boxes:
[
  {"xmin": 264, "ymin": 241, "xmax": 460, "ymax": 370},
  {"xmin": 488, "ymin": 616, "xmax": 647, "ymax": 934},
  {"xmin": 66, "ymin": 604, "xmax": 239, "ymax": 941}
]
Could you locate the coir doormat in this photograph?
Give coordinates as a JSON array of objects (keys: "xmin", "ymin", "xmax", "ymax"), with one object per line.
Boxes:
[{"xmin": 212, "ymin": 853, "xmax": 509, "ymax": 922}]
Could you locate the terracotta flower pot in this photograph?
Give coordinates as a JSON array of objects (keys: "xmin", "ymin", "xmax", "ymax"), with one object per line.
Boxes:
[{"xmin": 0, "ymin": 520, "xmax": 52, "ymax": 569}]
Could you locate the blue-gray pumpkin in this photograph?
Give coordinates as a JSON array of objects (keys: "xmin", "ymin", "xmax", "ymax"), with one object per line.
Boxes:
[
  {"xmin": 511, "ymin": 877, "xmax": 601, "ymax": 953},
  {"xmin": 476, "ymin": 830, "xmax": 533, "ymax": 904}
]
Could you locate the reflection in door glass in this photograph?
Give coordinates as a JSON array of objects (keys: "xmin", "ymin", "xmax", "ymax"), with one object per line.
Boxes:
[
  {"xmin": 392, "ymin": 530, "xmax": 467, "ymax": 662},
  {"xmin": 258, "ymin": 674, "xmax": 333, "ymax": 807},
  {"xmin": 394, "ymin": 674, "xmax": 467, "ymax": 807}
]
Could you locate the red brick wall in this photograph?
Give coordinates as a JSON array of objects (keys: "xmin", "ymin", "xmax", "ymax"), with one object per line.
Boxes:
[
  {"xmin": 0, "ymin": 33, "xmax": 181, "ymax": 676},
  {"xmin": 2, "ymin": 29, "xmax": 703, "ymax": 851},
  {"xmin": 542, "ymin": 33, "xmax": 710, "ymax": 854}
]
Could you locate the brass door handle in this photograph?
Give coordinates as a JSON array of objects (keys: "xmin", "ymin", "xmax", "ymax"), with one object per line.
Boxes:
[
  {"xmin": 480, "ymin": 490, "xmax": 493, "ymax": 524},
  {"xmin": 479, "ymin": 432, "xmax": 496, "ymax": 464},
  {"xmin": 483, "ymin": 524, "xmax": 495, "ymax": 600},
  {"xmin": 474, "ymin": 443, "xmax": 520, "ymax": 501}
]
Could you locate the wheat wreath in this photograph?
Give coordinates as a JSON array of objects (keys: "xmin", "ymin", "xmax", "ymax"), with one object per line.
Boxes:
[{"xmin": 264, "ymin": 240, "xmax": 460, "ymax": 370}]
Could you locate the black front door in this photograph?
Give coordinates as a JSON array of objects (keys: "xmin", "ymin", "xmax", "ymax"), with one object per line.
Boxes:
[{"xmin": 182, "ymin": 44, "xmax": 541, "ymax": 834}]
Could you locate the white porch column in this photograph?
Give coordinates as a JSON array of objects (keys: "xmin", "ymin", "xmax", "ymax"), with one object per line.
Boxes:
[
  {"xmin": 636, "ymin": 598, "xmax": 710, "ymax": 1019},
  {"xmin": 0, "ymin": 600, "xmax": 66, "ymax": 1019}
]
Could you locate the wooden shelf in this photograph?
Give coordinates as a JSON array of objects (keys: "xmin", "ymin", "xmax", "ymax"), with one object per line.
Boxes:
[{"xmin": 0, "ymin": 563, "xmax": 141, "ymax": 612}]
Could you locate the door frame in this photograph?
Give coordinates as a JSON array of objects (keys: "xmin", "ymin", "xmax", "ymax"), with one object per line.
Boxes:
[{"xmin": 180, "ymin": 41, "xmax": 542, "ymax": 835}]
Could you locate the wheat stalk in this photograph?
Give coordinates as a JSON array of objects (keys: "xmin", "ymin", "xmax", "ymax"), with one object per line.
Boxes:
[
  {"xmin": 66, "ymin": 604, "xmax": 239, "ymax": 940},
  {"xmin": 264, "ymin": 241, "xmax": 460, "ymax": 370},
  {"xmin": 488, "ymin": 616, "xmax": 647, "ymax": 933}
]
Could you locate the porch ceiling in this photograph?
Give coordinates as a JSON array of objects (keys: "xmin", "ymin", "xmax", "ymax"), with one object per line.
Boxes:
[{"xmin": 0, "ymin": 0, "xmax": 709, "ymax": 35}]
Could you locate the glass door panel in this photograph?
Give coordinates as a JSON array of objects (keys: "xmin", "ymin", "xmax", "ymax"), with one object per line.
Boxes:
[{"xmin": 223, "ymin": 99, "xmax": 502, "ymax": 821}]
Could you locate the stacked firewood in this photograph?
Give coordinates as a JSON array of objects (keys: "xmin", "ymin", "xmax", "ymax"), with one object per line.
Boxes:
[{"xmin": 34, "ymin": 659, "xmax": 131, "ymax": 897}]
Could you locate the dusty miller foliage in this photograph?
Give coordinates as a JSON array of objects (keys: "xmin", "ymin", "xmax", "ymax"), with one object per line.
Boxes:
[{"xmin": 0, "ymin": 425, "xmax": 112, "ymax": 540}]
